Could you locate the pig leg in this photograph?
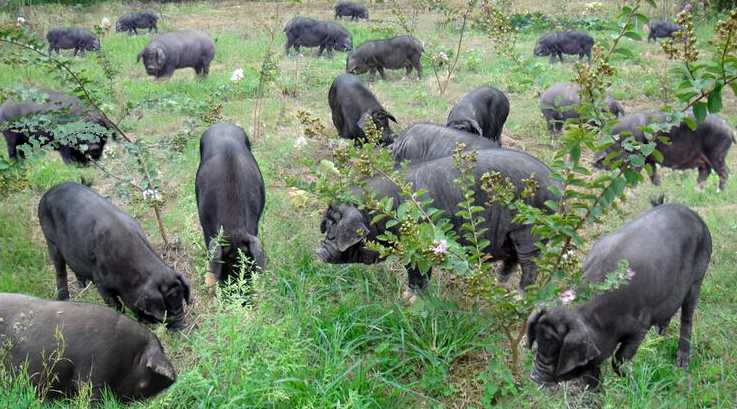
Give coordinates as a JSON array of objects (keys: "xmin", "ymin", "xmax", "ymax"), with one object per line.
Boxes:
[
  {"xmin": 612, "ymin": 330, "xmax": 647, "ymax": 375},
  {"xmin": 497, "ymin": 254, "xmax": 518, "ymax": 283},
  {"xmin": 580, "ymin": 365, "xmax": 602, "ymax": 390},
  {"xmin": 677, "ymin": 282, "xmax": 701, "ymax": 368},
  {"xmin": 509, "ymin": 228, "xmax": 539, "ymax": 289},
  {"xmin": 649, "ymin": 165, "xmax": 661, "ymax": 185},
  {"xmin": 49, "ymin": 242, "xmax": 70, "ymax": 300},
  {"xmin": 656, "ymin": 318, "xmax": 671, "ymax": 335},
  {"xmin": 696, "ymin": 165, "xmax": 710, "ymax": 191},
  {"xmin": 317, "ymin": 44, "xmax": 326, "ymax": 57},
  {"xmin": 412, "ymin": 59, "xmax": 422, "ymax": 79},
  {"xmin": 714, "ymin": 163, "xmax": 728, "ymax": 192},
  {"xmin": 98, "ymin": 286, "xmax": 123, "ymax": 312},
  {"xmin": 377, "ymin": 66, "xmax": 386, "ymax": 80},
  {"xmin": 407, "ymin": 265, "xmax": 430, "ymax": 291}
]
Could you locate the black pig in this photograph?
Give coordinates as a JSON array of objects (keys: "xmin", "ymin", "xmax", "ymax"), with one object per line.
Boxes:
[
  {"xmin": 534, "ymin": 31, "xmax": 594, "ymax": 63},
  {"xmin": 596, "ymin": 112, "xmax": 734, "ymax": 191},
  {"xmin": 447, "ymin": 86, "xmax": 510, "ymax": 144},
  {"xmin": 335, "ymin": 1, "xmax": 369, "ymax": 20},
  {"xmin": 648, "ymin": 21, "xmax": 681, "ymax": 42},
  {"xmin": 540, "ymin": 82, "xmax": 624, "ymax": 133},
  {"xmin": 329, "ymin": 73, "xmax": 397, "ymax": 144},
  {"xmin": 39, "ymin": 182, "xmax": 191, "ymax": 330},
  {"xmin": 0, "ymin": 293, "xmax": 176, "ymax": 402},
  {"xmin": 317, "ymin": 149, "xmax": 558, "ymax": 292},
  {"xmin": 196, "ymin": 123, "xmax": 266, "ymax": 287},
  {"xmin": 527, "ymin": 203, "xmax": 711, "ymax": 389},
  {"xmin": 284, "ymin": 17, "xmax": 353, "ymax": 56},
  {"xmin": 116, "ymin": 11, "xmax": 159, "ymax": 35},
  {"xmin": 47, "ymin": 27, "xmax": 100, "ymax": 56},
  {"xmin": 137, "ymin": 30, "xmax": 215, "ymax": 79},
  {"xmin": 391, "ymin": 122, "xmax": 498, "ymax": 163},
  {"xmin": 0, "ymin": 90, "xmax": 112, "ymax": 164},
  {"xmin": 346, "ymin": 35, "xmax": 424, "ymax": 80}
]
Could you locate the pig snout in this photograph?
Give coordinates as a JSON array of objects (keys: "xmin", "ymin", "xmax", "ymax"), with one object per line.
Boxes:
[
  {"xmin": 529, "ymin": 368, "xmax": 556, "ymax": 386},
  {"xmin": 316, "ymin": 241, "xmax": 336, "ymax": 262}
]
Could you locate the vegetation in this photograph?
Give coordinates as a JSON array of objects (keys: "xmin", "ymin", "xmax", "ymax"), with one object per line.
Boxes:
[{"xmin": 0, "ymin": 0, "xmax": 736, "ymax": 408}]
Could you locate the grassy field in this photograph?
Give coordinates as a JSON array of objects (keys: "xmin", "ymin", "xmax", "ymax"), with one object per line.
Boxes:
[{"xmin": 1, "ymin": 0, "xmax": 737, "ymax": 408}]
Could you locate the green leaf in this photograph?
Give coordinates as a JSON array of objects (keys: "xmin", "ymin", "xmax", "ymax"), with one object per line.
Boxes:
[
  {"xmin": 683, "ymin": 116, "xmax": 697, "ymax": 131},
  {"xmin": 623, "ymin": 31, "xmax": 642, "ymax": 41},
  {"xmin": 693, "ymin": 102, "xmax": 707, "ymax": 123},
  {"xmin": 613, "ymin": 47, "xmax": 633, "ymax": 58},
  {"xmin": 707, "ymin": 84, "xmax": 723, "ymax": 113}
]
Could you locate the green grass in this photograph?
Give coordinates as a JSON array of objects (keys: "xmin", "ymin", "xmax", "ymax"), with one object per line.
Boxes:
[{"xmin": 1, "ymin": 1, "xmax": 737, "ymax": 408}]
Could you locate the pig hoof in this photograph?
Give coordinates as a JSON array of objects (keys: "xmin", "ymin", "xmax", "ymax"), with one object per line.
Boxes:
[
  {"xmin": 676, "ymin": 351, "xmax": 690, "ymax": 369},
  {"xmin": 401, "ymin": 288, "xmax": 417, "ymax": 304},
  {"xmin": 57, "ymin": 290, "xmax": 70, "ymax": 301}
]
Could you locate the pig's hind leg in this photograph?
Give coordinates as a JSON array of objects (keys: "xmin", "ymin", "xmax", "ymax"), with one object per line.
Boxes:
[
  {"xmin": 49, "ymin": 242, "xmax": 70, "ymax": 300},
  {"xmin": 612, "ymin": 330, "xmax": 647, "ymax": 375},
  {"xmin": 677, "ymin": 282, "xmax": 702, "ymax": 368}
]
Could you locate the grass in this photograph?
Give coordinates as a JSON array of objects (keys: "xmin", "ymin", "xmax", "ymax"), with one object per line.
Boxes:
[{"xmin": 1, "ymin": 1, "xmax": 737, "ymax": 408}]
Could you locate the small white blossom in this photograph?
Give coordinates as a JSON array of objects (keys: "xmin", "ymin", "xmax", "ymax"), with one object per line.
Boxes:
[
  {"xmin": 100, "ymin": 17, "xmax": 111, "ymax": 29},
  {"xmin": 560, "ymin": 289, "xmax": 576, "ymax": 304},
  {"xmin": 293, "ymin": 136, "xmax": 307, "ymax": 149},
  {"xmin": 142, "ymin": 189, "xmax": 161, "ymax": 202},
  {"xmin": 625, "ymin": 267, "xmax": 636, "ymax": 280},
  {"xmin": 230, "ymin": 68, "xmax": 245, "ymax": 82},
  {"xmin": 438, "ymin": 51, "xmax": 449, "ymax": 63},
  {"xmin": 431, "ymin": 239, "xmax": 448, "ymax": 255},
  {"xmin": 16, "ymin": 16, "xmax": 26, "ymax": 26}
]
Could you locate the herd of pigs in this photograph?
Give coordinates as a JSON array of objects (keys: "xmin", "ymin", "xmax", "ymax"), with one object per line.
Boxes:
[{"xmin": 0, "ymin": 2, "xmax": 734, "ymax": 403}]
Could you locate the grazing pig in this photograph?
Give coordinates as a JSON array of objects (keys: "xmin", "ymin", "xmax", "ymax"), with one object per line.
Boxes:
[
  {"xmin": 534, "ymin": 31, "xmax": 594, "ymax": 63},
  {"xmin": 196, "ymin": 123, "xmax": 266, "ymax": 286},
  {"xmin": 137, "ymin": 30, "xmax": 215, "ymax": 79},
  {"xmin": 46, "ymin": 27, "xmax": 100, "ymax": 56},
  {"xmin": 39, "ymin": 182, "xmax": 191, "ymax": 330},
  {"xmin": 317, "ymin": 149, "xmax": 558, "ymax": 292},
  {"xmin": 596, "ymin": 112, "xmax": 734, "ymax": 191},
  {"xmin": 446, "ymin": 86, "xmax": 510, "ymax": 144},
  {"xmin": 540, "ymin": 82, "xmax": 625, "ymax": 133},
  {"xmin": 116, "ymin": 11, "xmax": 159, "ymax": 35},
  {"xmin": 527, "ymin": 203, "xmax": 711, "ymax": 389},
  {"xmin": 328, "ymin": 73, "xmax": 397, "ymax": 144},
  {"xmin": 0, "ymin": 293, "xmax": 176, "ymax": 402},
  {"xmin": 335, "ymin": 1, "xmax": 369, "ymax": 20},
  {"xmin": 391, "ymin": 122, "xmax": 498, "ymax": 163},
  {"xmin": 346, "ymin": 35, "xmax": 424, "ymax": 80},
  {"xmin": 284, "ymin": 17, "xmax": 353, "ymax": 56},
  {"xmin": 648, "ymin": 20, "xmax": 681, "ymax": 42},
  {"xmin": 0, "ymin": 90, "xmax": 112, "ymax": 164}
]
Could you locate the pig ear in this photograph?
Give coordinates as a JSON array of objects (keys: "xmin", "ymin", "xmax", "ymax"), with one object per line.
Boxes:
[
  {"xmin": 468, "ymin": 119, "xmax": 483, "ymax": 137},
  {"xmin": 246, "ymin": 234, "xmax": 266, "ymax": 271},
  {"xmin": 336, "ymin": 213, "xmax": 369, "ymax": 252},
  {"xmin": 555, "ymin": 317, "xmax": 600, "ymax": 378},
  {"xmin": 207, "ymin": 240, "xmax": 224, "ymax": 286},
  {"xmin": 156, "ymin": 48, "xmax": 166, "ymax": 64},
  {"xmin": 380, "ymin": 110, "xmax": 397, "ymax": 123},
  {"xmin": 526, "ymin": 308, "xmax": 545, "ymax": 349},
  {"xmin": 146, "ymin": 355, "xmax": 176, "ymax": 383},
  {"xmin": 134, "ymin": 289, "xmax": 166, "ymax": 323},
  {"xmin": 357, "ymin": 112, "xmax": 371, "ymax": 132},
  {"xmin": 177, "ymin": 273, "xmax": 191, "ymax": 305}
]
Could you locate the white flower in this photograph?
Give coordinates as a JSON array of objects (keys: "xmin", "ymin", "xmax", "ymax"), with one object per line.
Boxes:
[
  {"xmin": 431, "ymin": 239, "xmax": 448, "ymax": 255},
  {"xmin": 16, "ymin": 16, "xmax": 26, "ymax": 26},
  {"xmin": 101, "ymin": 17, "xmax": 111, "ymax": 29},
  {"xmin": 625, "ymin": 267, "xmax": 636, "ymax": 280},
  {"xmin": 293, "ymin": 136, "xmax": 307, "ymax": 149},
  {"xmin": 230, "ymin": 68, "xmax": 244, "ymax": 82},
  {"xmin": 142, "ymin": 189, "xmax": 161, "ymax": 202},
  {"xmin": 560, "ymin": 289, "xmax": 576, "ymax": 304},
  {"xmin": 438, "ymin": 51, "xmax": 449, "ymax": 63}
]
